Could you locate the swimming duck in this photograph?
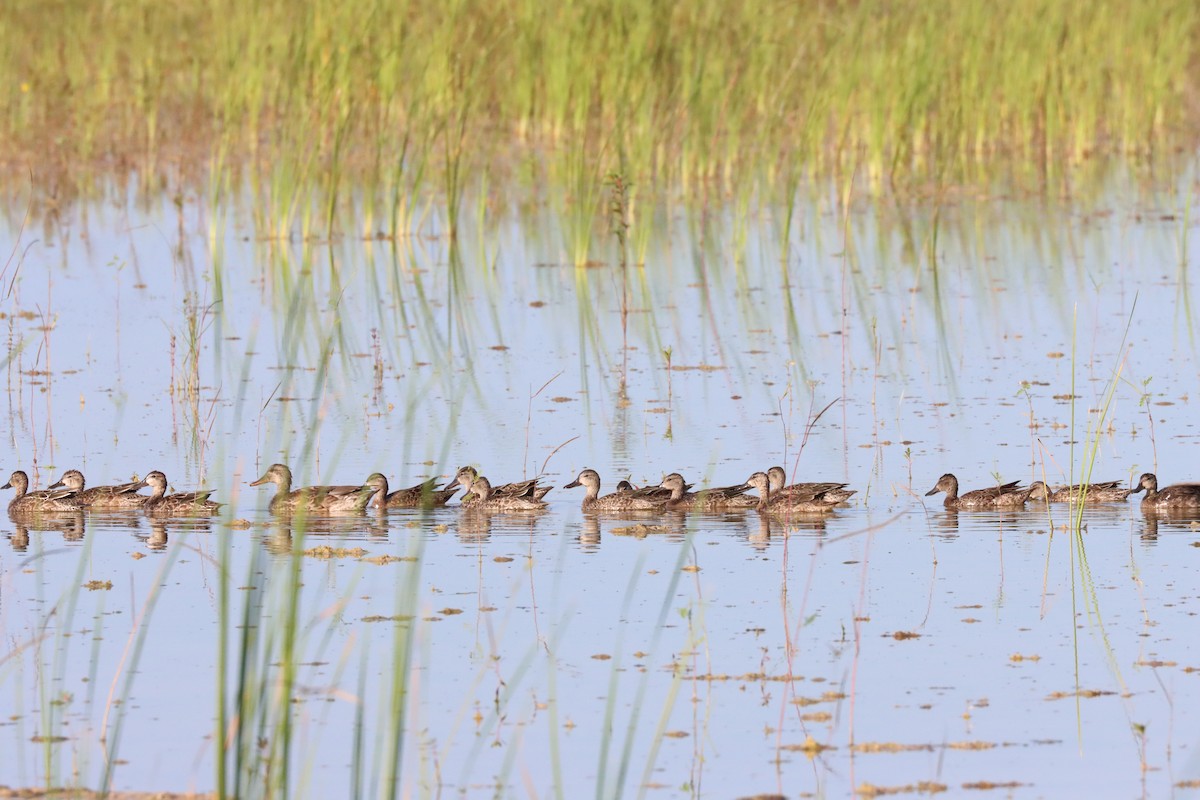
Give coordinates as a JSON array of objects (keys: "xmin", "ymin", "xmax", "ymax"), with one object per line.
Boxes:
[
  {"xmin": 249, "ymin": 463, "xmax": 372, "ymax": 514},
  {"xmin": 465, "ymin": 476, "xmax": 548, "ymax": 511},
  {"xmin": 1028, "ymin": 479, "xmax": 1134, "ymax": 503},
  {"xmin": 2, "ymin": 470, "xmax": 83, "ymax": 513},
  {"xmin": 362, "ymin": 473, "xmax": 459, "ymax": 509},
  {"xmin": 766, "ymin": 466, "xmax": 856, "ymax": 504},
  {"xmin": 1130, "ymin": 473, "xmax": 1200, "ymax": 510},
  {"xmin": 448, "ymin": 466, "xmax": 551, "ymax": 505},
  {"xmin": 659, "ymin": 472, "xmax": 756, "ymax": 511},
  {"xmin": 142, "ymin": 471, "xmax": 221, "ymax": 516},
  {"xmin": 925, "ymin": 473, "xmax": 1032, "ymax": 509},
  {"xmin": 612, "ymin": 478, "xmax": 689, "ymax": 501},
  {"xmin": 49, "ymin": 469, "xmax": 149, "ymax": 509},
  {"xmin": 740, "ymin": 471, "xmax": 842, "ymax": 513},
  {"xmin": 563, "ymin": 468, "xmax": 668, "ymax": 511}
]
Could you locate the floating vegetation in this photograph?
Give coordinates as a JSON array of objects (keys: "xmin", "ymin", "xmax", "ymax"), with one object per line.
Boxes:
[
  {"xmin": 852, "ymin": 741, "xmax": 1000, "ymax": 753},
  {"xmin": 614, "ymin": 525, "xmax": 672, "ymax": 537},
  {"xmin": 301, "ymin": 545, "xmax": 367, "ymax": 559},
  {"xmin": 359, "ymin": 554, "xmax": 415, "ymax": 565},
  {"xmin": 1045, "ymin": 689, "xmax": 1120, "ymax": 700},
  {"xmin": 856, "ymin": 782, "xmax": 949, "ymax": 797},
  {"xmin": 782, "ymin": 736, "xmax": 832, "ymax": 756}
]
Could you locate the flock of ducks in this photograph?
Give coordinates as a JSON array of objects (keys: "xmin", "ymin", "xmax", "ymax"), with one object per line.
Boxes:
[
  {"xmin": 0, "ymin": 463, "xmax": 856, "ymax": 517},
  {"xmin": 1, "ymin": 469, "xmax": 219, "ymax": 516},
  {"xmin": 2, "ymin": 463, "xmax": 1196, "ymax": 518},
  {"xmin": 925, "ymin": 472, "xmax": 1196, "ymax": 510},
  {"xmin": 247, "ymin": 464, "xmax": 857, "ymax": 515}
]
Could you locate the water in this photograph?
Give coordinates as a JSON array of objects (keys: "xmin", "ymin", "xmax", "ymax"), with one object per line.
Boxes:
[{"xmin": 1, "ymin": 170, "xmax": 1199, "ymax": 797}]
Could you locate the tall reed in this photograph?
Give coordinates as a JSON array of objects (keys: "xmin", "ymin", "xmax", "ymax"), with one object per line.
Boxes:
[{"xmin": 2, "ymin": 0, "xmax": 1195, "ymax": 208}]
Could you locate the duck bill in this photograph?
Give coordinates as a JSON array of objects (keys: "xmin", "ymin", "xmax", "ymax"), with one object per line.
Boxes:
[
  {"xmin": 249, "ymin": 475, "xmax": 269, "ymax": 487},
  {"xmin": 563, "ymin": 479, "xmax": 581, "ymax": 489},
  {"xmin": 924, "ymin": 487, "xmax": 939, "ymax": 496},
  {"xmin": 48, "ymin": 480, "xmax": 65, "ymax": 489}
]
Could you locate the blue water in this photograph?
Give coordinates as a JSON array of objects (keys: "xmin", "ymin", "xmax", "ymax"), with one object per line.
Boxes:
[{"xmin": 1, "ymin": 172, "xmax": 1199, "ymax": 797}]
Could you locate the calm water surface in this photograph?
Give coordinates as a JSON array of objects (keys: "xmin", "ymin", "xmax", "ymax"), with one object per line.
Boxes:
[{"xmin": 1, "ymin": 172, "xmax": 1199, "ymax": 797}]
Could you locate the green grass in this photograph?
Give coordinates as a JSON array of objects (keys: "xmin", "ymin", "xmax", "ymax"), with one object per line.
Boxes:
[{"xmin": 1, "ymin": 0, "xmax": 1196, "ymax": 216}]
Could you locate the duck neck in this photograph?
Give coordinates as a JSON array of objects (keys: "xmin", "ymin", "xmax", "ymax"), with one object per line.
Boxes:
[
  {"xmin": 271, "ymin": 474, "xmax": 295, "ymax": 505},
  {"xmin": 585, "ymin": 481, "xmax": 600, "ymax": 502},
  {"xmin": 756, "ymin": 483, "xmax": 770, "ymax": 511},
  {"xmin": 369, "ymin": 483, "xmax": 388, "ymax": 508},
  {"xmin": 670, "ymin": 484, "xmax": 685, "ymax": 501}
]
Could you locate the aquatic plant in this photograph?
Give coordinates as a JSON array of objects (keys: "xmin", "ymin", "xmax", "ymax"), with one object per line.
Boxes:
[{"xmin": 1, "ymin": 0, "xmax": 1196, "ymax": 215}]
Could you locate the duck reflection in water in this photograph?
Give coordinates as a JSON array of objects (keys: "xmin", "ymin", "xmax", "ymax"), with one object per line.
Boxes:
[
  {"xmin": 8, "ymin": 509, "xmax": 86, "ymax": 543},
  {"xmin": 455, "ymin": 504, "xmax": 545, "ymax": 543},
  {"xmin": 926, "ymin": 507, "xmax": 1041, "ymax": 540},
  {"xmin": 1136, "ymin": 505, "xmax": 1200, "ymax": 542},
  {"xmin": 140, "ymin": 516, "xmax": 217, "ymax": 551},
  {"xmin": 746, "ymin": 512, "xmax": 829, "ymax": 547},
  {"xmin": 8, "ymin": 525, "xmax": 29, "ymax": 552},
  {"xmin": 261, "ymin": 515, "xmax": 389, "ymax": 555},
  {"xmin": 578, "ymin": 515, "xmax": 602, "ymax": 551}
]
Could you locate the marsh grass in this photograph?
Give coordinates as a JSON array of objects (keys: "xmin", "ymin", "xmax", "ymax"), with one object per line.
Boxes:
[
  {"xmin": 1033, "ymin": 302, "xmax": 1138, "ymax": 740},
  {"xmin": 606, "ymin": 173, "xmax": 632, "ymax": 397},
  {"xmin": 3, "ymin": 0, "xmax": 1197, "ymax": 219}
]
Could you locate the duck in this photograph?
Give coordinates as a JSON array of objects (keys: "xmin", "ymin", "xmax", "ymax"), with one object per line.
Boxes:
[
  {"xmin": 1130, "ymin": 473, "xmax": 1200, "ymax": 510},
  {"xmin": 1028, "ymin": 479, "xmax": 1134, "ymax": 503},
  {"xmin": 48, "ymin": 469, "xmax": 149, "ymax": 509},
  {"xmin": 249, "ymin": 463, "xmax": 372, "ymax": 514},
  {"xmin": 766, "ymin": 466, "xmax": 856, "ymax": 504},
  {"xmin": 925, "ymin": 473, "xmax": 1032, "ymax": 509},
  {"xmin": 2, "ymin": 470, "xmax": 83, "ymax": 513},
  {"xmin": 563, "ymin": 468, "xmax": 668, "ymax": 511},
  {"xmin": 740, "ymin": 471, "xmax": 843, "ymax": 513},
  {"xmin": 447, "ymin": 466, "xmax": 551, "ymax": 505},
  {"xmin": 465, "ymin": 476, "xmax": 549, "ymax": 512},
  {"xmin": 362, "ymin": 473, "xmax": 459, "ymax": 509},
  {"xmin": 659, "ymin": 472, "xmax": 756, "ymax": 511},
  {"xmin": 142, "ymin": 471, "xmax": 221, "ymax": 516},
  {"xmin": 613, "ymin": 478, "xmax": 687, "ymax": 501}
]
